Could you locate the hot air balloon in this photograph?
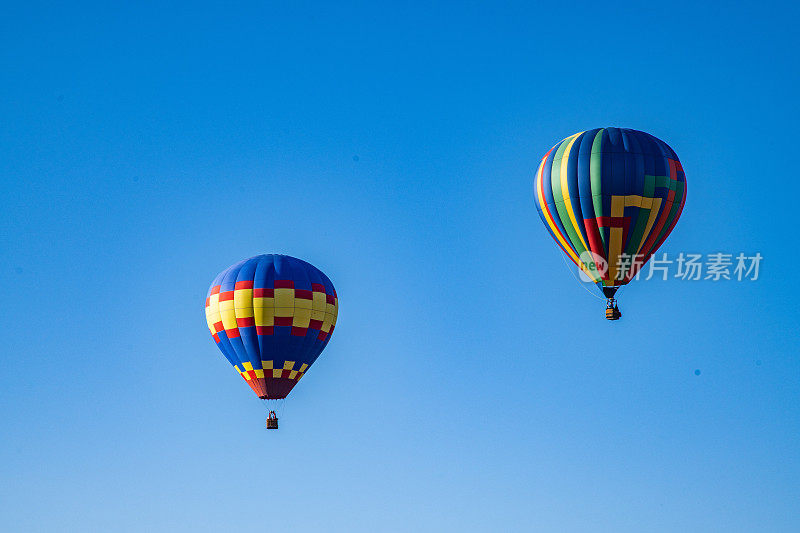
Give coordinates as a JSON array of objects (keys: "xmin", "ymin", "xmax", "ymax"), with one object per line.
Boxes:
[
  {"xmin": 533, "ymin": 128, "xmax": 686, "ymax": 320},
  {"xmin": 205, "ymin": 254, "xmax": 338, "ymax": 428}
]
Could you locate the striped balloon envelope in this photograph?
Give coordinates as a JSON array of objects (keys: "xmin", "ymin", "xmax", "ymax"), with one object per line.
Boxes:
[
  {"xmin": 533, "ymin": 128, "xmax": 686, "ymax": 315},
  {"xmin": 205, "ymin": 254, "xmax": 338, "ymax": 400}
]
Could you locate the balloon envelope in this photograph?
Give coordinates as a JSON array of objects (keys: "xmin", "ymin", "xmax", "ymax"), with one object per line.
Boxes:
[
  {"xmin": 533, "ymin": 128, "xmax": 686, "ymax": 297},
  {"xmin": 205, "ymin": 254, "xmax": 338, "ymax": 399}
]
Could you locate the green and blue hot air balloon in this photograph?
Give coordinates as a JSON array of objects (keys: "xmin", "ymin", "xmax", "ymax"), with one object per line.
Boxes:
[{"xmin": 533, "ymin": 128, "xmax": 686, "ymax": 319}]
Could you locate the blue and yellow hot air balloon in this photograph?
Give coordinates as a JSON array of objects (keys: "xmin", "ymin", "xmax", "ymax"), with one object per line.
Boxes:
[
  {"xmin": 205, "ymin": 254, "xmax": 338, "ymax": 428},
  {"xmin": 533, "ymin": 128, "xmax": 686, "ymax": 320}
]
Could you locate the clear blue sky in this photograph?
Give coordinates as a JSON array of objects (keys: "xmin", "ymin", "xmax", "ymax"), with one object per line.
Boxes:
[{"xmin": 2, "ymin": 1, "xmax": 799, "ymax": 531}]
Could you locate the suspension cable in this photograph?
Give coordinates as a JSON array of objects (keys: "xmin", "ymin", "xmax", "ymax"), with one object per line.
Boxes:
[{"xmin": 556, "ymin": 251, "xmax": 605, "ymax": 301}]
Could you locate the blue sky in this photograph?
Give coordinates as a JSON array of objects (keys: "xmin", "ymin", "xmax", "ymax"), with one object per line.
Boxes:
[{"xmin": 2, "ymin": 1, "xmax": 799, "ymax": 531}]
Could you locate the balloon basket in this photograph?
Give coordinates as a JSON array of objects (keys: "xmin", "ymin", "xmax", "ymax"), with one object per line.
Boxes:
[
  {"xmin": 266, "ymin": 411, "xmax": 279, "ymax": 430},
  {"xmin": 605, "ymin": 298, "xmax": 621, "ymax": 321}
]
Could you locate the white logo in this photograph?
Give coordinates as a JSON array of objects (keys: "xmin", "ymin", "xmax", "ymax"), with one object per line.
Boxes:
[{"xmin": 577, "ymin": 250, "xmax": 608, "ymax": 283}]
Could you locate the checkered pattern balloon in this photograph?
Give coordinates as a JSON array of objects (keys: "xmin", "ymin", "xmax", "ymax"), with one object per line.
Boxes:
[{"xmin": 205, "ymin": 254, "xmax": 338, "ymax": 399}]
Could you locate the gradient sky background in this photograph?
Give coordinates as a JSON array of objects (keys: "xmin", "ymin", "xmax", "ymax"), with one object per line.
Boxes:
[{"xmin": 2, "ymin": 1, "xmax": 799, "ymax": 532}]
